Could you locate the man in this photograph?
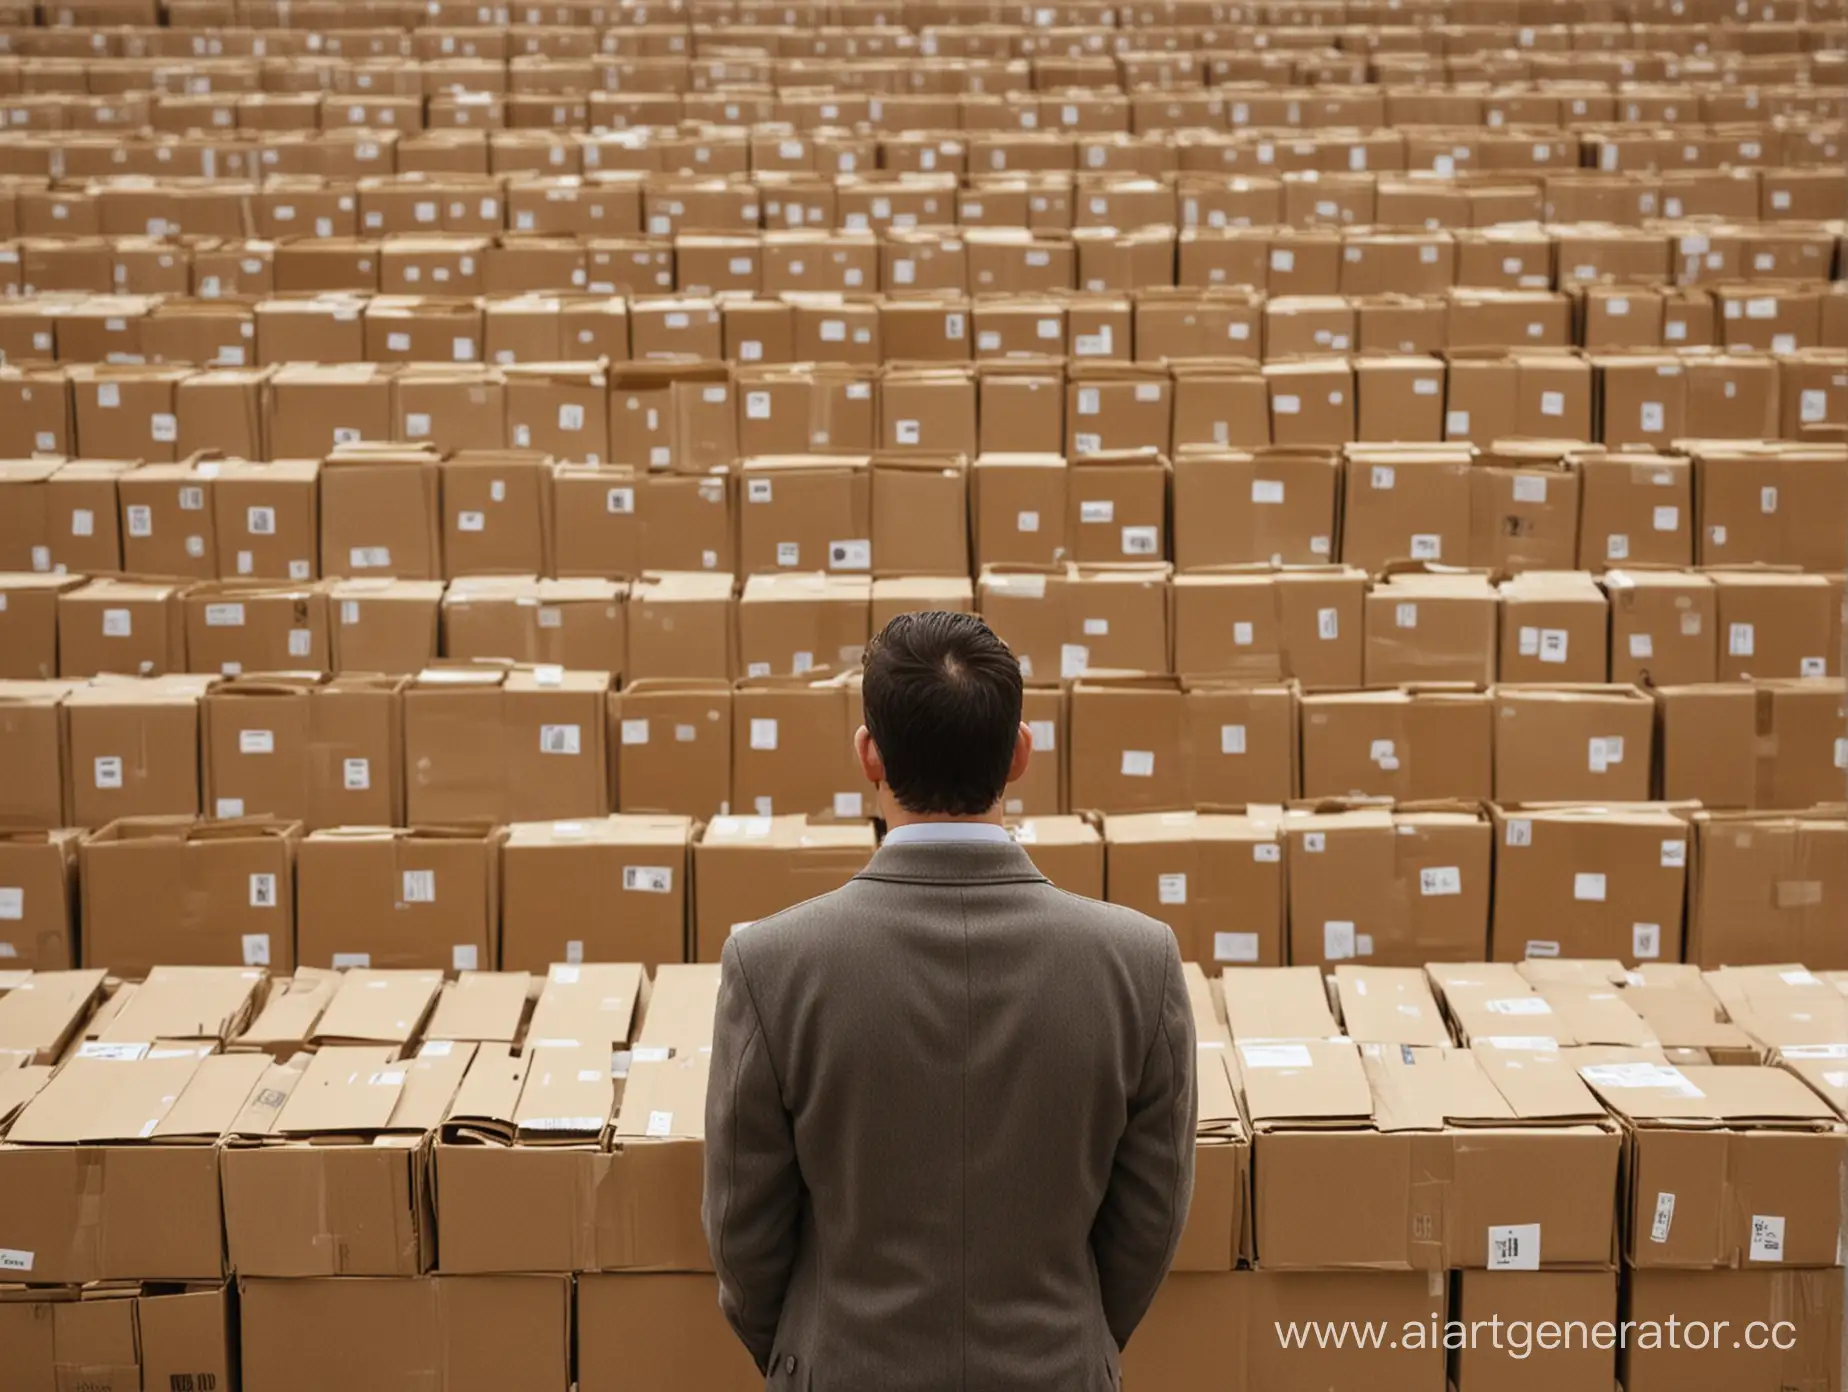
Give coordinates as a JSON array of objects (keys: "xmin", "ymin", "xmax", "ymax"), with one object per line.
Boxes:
[{"xmin": 704, "ymin": 610, "xmax": 1196, "ymax": 1390}]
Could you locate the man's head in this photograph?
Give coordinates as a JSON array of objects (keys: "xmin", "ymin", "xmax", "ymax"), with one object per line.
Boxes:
[{"xmin": 856, "ymin": 611, "xmax": 1030, "ymax": 819}]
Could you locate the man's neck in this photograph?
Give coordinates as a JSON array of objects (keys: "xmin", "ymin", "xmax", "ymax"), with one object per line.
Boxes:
[{"xmin": 877, "ymin": 792, "xmax": 1004, "ymax": 833}]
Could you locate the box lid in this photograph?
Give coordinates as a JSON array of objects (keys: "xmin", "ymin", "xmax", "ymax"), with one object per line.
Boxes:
[
  {"xmin": 1222, "ymin": 967, "xmax": 1338, "ymax": 1041},
  {"xmin": 267, "ymin": 1043, "xmax": 476, "ymax": 1137},
  {"xmin": 310, "ymin": 970, "xmax": 444, "ymax": 1046},
  {"xmin": 613, "ymin": 1052, "xmax": 708, "ymax": 1141},
  {"xmin": 0, "ymin": 970, "xmax": 108, "ymax": 1059},
  {"xmin": 1336, "ymin": 967, "xmax": 1451, "ymax": 1047},
  {"xmin": 1238, "ymin": 1038, "xmax": 1372, "ymax": 1126},
  {"xmin": 1578, "ymin": 1061, "xmax": 1842, "ymax": 1127},
  {"xmin": 1105, "ymin": 811, "xmax": 1278, "ymax": 846},
  {"xmin": 1010, "ymin": 816, "xmax": 1101, "ymax": 849},
  {"xmin": 1364, "ymin": 1045, "xmax": 1515, "ymax": 1130},
  {"xmin": 7, "ymin": 1052, "xmax": 268, "ymax": 1143},
  {"xmin": 426, "ymin": 973, "xmax": 532, "ymax": 1045},
  {"xmin": 505, "ymin": 815, "xmax": 692, "ymax": 850},
  {"xmin": 514, "ymin": 1043, "xmax": 616, "ymax": 1141},
  {"xmin": 525, "ymin": 963, "xmax": 644, "ymax": 1050},
  {"xmin": 1468, "ymin": 1044, "xmax": 1612, "ymax": 1121},
  {"xmin": 93, "ymin": 966, "xmax": 267, "ymax": 1046},
  {"xmin": 235, "ymin": 967, "xmax": 341, "ymax": 1053}
]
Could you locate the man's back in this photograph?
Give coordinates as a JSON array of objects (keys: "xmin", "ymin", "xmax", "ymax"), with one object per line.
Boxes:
[{"xmin": 704, "ymin": 837, "xmax": 1196, "ymax": 1392}]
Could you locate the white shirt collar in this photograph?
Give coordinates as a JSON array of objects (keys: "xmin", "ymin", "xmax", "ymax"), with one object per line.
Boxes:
[{"xmin": 881, "ymin": 822, "xmax": 1013, "ymax": 847}]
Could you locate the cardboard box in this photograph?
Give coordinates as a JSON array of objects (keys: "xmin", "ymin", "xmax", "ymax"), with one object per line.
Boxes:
[
  {"xmin": 328, "ymin": 578, "xmax": 444, "ymax": 675},
  {"xmin": 1105, "ymin": 811, "xmax": 1285, "ymax": 967},
  {"xmin": 1688, "ymin": 810, "xmax": 1848, "ymax": 969},
  {"xmin": 871, "ymin": 453, "xmax": 970, "ymax": 578},
  {"xmin": 1008, "ymin": 815, "xmax": 1102, "ymax": 898},
  {"xmin": 1710, "ymin": 570, "xmax": 1836, "ymax": 680},
  {"xmin": 1575, "ymin": 449, "xmax": 1693, "ymax": 567},
  {"xmin": 870, "ymin": 576, "xmax": 975, "ymax": 629},
  {"xmin": 0, "ymin": 1050, "xmax": 270, "ymax": 1283},
  {"xmin": 1006, "ymin": 686, "xmax": 1065, "ymax": 818},
  {"xmin": 1068, "ymin": 677, "xmax": 1297, "ymax": 813},
  {"xmin": 1491, "ymin": 685, "xmax": 1656, "ymax": 804},
  {"xmin": 266, "ymin": 363, "xmax": 399, "ymax": 463},
  {"xmin": 80, "ymin": 817, "xmax": 299, "ymax": 975},
  {"xmin": 319, "ymin": 444, "xmax": 444, "ymax": 582},
  {"xmin": 295, "ymin": 826, "xmax": 503, "ymax": 973},
  {"xmin": 1334, "ymin": 966, "xmax": 1450, "ymax": 1047},
  {"xmin": 64, "ymin": 676, "xmax": 209, "ymax": 826},
  {"xmin": 1066, "ymin": 449, "xmax": 1168, "ymax": 565},
  {"xmin": 204, "ymin": 673, "xmax": 405, "ymax": 828},
  {"xmin": 0, "ymin": 1282, "xmax": 237, "ymax": 1392},
  {"xmin": 1623, "ymin": 1268, "xmax": 1843, "ymax": 1392},
  {"xmin": 443, "ymin": 576, "xmax": 627, "ymax": 676},
  {"xmin": 1170, "ymin": 447, "xmax": 1340, "ymax": 569},
  {"xmin": 223, "ymin": 1042, "xmax": 475, "ymax": 1277},
  {"xmin": 971, "ymin": 452, "xmax": 1069, "ymax": 568},
  {"xmin": 1578, "ymin": 1062, "xmax": 1846, "ymax": 1269},
  {"xmin": 502, "ymin": 815, "xmax": 693, "ymax": 971},
  {"xmin": 578, "ymin": 1274, "xmax": 760, "ymax": 1392},
  {"xmin": 1284, "ymin": 805, "xmax": 1493, "ymax": 967},
  {"xmin": 1496, "ymin": 571, "xmax": 1610, "ymax": 684},
  {"xmin": 1468, "ymin": 446, "xmax": 1581, "ymax": 572},
  {"xmin": 691, "ymin": 814, "xmax": 874, "ymax": 961},
  {"xmin": 1299, "ymin": 686, "xmax": 1494, "ymax": 802},
  {"xmin": 1604, "ymin": 569, "xmax": 1716, "ymax": 687},
  {"xmin": 403, "ymin": 666, "xmax": 611, "ymax": 824},
  {"xmin": 0, "ymin": 574, "xmax": 84, "ymax": 680},
  {"xmin": 0, "ymin": 680, "xmax": 77, "ymax": 830},
  {"xmin": 181, "ymin": 580, "xmax": 330, "ymax": 677},
  {"xmin": 736, "ymin": 572, "xmax": 871, "ymax": 679},
  {"xmin": 1652, "ymin": 683, "xmax": 1841, "ymax": 813},
  {"xmin": 240, "ymin": 1274, "xmax": 572, "ymax": 1392},
  {"xmin": 1341, "ymin": 445, "xmax": 1474, "ymax": 570},
  {"xmin": 0, "ymin": 829, "xmax": 79, "ymax": 969},
  {"xmin": 1363, "ymin": 571, "xmax": 1499, "ymax": 687},
  {"xmin": 737, "ymin": 454, "xmax": 872, "ymax": 578},
  {"xmin": 211, "ymin": 458, "xmax": 319, "ymax": 582},
  {"xmin": 626, "ymin": 572, "xmax": 735, "ymax": 681},
  {"xmin": 87, "ymin": 966, "xmax": 268, "ymax": 1048},
  {"xmin": 0, "ymin": 967, "xmax": 107, "ymax": 1066},
  {"xmin": 47, "ymin": 459, "xmax": 137, "ymax": 579},
  {"xmin": 1693, "ymin": 440, "xmax": 1848, "ymax": 572},
  {"xmin": 611, "ymin": 679, "xmax": 733, "ymax": 820},
  {"xmin": 1453, "ymin": 1270, "xmax": 1618, "ymax": 1392},
  {"xmin": 58, "ymin": 578, "xmax": 188, "ymax": 678},
  {"xmin": 439, "ymin": 450, "xmax": 552, "ymax": 579},
  {"xmin": 1489, "ymin": 803, "xmax": 1690, "ymax": 964},
  {"xmin": 1171, "ymin": 1046, "xmax": 1250, "ymax": 1274}
]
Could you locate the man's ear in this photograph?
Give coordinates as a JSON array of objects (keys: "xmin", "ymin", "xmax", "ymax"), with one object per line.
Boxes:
[
  {"xmin": 1005, "ymin": 721, "xmax": 1033, "ymax": 786},
  {"xmin": 854, "ymin": 725, "xmax": 885, "ymax": 785}
]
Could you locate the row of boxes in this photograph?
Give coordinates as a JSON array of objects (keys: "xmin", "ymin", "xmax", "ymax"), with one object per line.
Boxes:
[
  {"xmin": 4, "ymin": 436, "xmax": 1844, "ymax": 581},
  {"xmin": 8, "ymin": 564, "xmax": 1843, "ymax": 688},
  {"xmin": 2, "ymin": 793, "xmax": 1840, "ymax": 974},
  {"xmin": 4, "ymin": 957, "xmax": 1847, "ymax": 1392}
]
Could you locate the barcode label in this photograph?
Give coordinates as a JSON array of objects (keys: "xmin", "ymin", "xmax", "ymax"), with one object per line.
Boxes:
[
  {"xmin": 1214, "ymin": 932, "xmax": 1260, "ymax": 964},
  {"xmin": 1420, "ymin": 866, "xmax": 1462, "ymax": 896},
  {"xmin": 242, "ymin": 932, "xmax": 271, "ymax": 966},
  {"xmin": 343, "ymin": 758, "xmax": 370, "ymax": 790},
  {"xmin": 94, "ymin": 756, "xmax": 123, "ymax": 789},
  {"xmin": 1750, "ymin": 1215, "xmax": 1785, "ymax": 1263},
  {"xmin": 402, "ymin": 870, "xmax": 435, "ymax": 903},
  {"xmin": 249, "ymin": 874, "xmax": 277, "ymax": 908},
  {"xmin": 1650, "ymin": 1192, "xmax": 1676, "ymax": 1244},
  {"xmin": 623, "ymin": 866, "xmax": 674, "ymax": 894},
  {"xmin": 240, "ymin": 729, "xmax": 274, "ymax": 755},
  {"xmin": 540, "ymin": 724, "xmax": 582, "ymax": 755},
  {"xmin": 646, "ymin": 1110, "xmax": 674, "ymax": 1137},
  {"xmin": 1157, "ymin": 873, "xmax": 1187, "ymax": 905},
  {"xmin": 248, "ymin": 505, "xmax": 276, "ymax": 535},
  {"xmin": 1488, "ymin": 1224, "xmax": 1541, "ymax": 1271}
]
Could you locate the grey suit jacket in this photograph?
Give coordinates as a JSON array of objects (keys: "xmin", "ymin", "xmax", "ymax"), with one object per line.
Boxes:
[{"xmin": 703, "ymin": 838, "xmax": 1196, "ymax": 1391}]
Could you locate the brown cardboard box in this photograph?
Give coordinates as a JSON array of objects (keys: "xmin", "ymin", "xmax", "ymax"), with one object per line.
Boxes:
[
  {"xmin": 503, "ymin": 362, "xmax": 612, "ymax": 465},
  {"xmin": 1575, "ymin": 449, "xmax": 1694, "ymax": 567},
  {"xmin": 1656, "ymin": 684, "xmax": 1759, "ymax": 812},
  {"xmin": 80, "ymin": 818, "xmax": 299, "ymax": 975},
  {"xmin": 611, "ymin": 679, "xmax": 732, "ymax": 820},
  {"xmin": 1263, "ymin": 357, "xmax": 1353, "ymax": 446},
  {"xmin": 58, "ymin": 578, "xmax": 188, "ymax": 679},
  {"xmin": 328, "ymin": 578, "xmax": 444, "ymax": 675},
  {"xmin": 0, "ymin": 461, "xmax": 59, "ymax": 575},
  {"xmin": 870, "ymin": 577, "xmax": 975, "ymax": 629},
  {"xmin": 404, "ymin": 666, "xmax": 611, "ymax": 824},
  {"xmin": 0, "ymin": 1282, "xmax": 238, "ymax": 1392},
  {"xmin": 736, "ymin": 573, "xmax": 871, "ymax": 680},
  {"xmin": 266, "ymin": 363, "xmax": 398, "ymax": 462},
  {"xmin": 438, "ymin": 450, "xmax": 551, "ymax": 578},
  {"xmin": 85, "ymin": 966, "xmax": 267, "ymax": 1048},
  {"xmin": 1691, "ymin": 442, "xmax": 1848, "ymax": 572},
  {"xmin": 977, "ymin": 365, "xmax": 1065, "ymax": 455},
  {"xmin": 1492, "ymin": 685, "xmax": 1656, "ymax": 804},
  {"xmin": 502, "ymin": 815, "xmax": 693, "ymax": 971},
  {"xmin": 1624, "ymin": 1268, "xmax": 1843, "ymax": 1392},
  {"xmin": 1489, "ymin": 803, "xmax": 1689, "ymax": 964},
  {"xmin": 69, "ymin": 366, "xmax": 191, "ymax": 468},
  {"xmin": 1688, "ymin": 810, "xmax": 1848, "ymax": 969},
  {"xmin": 46, "ymin": 459, "xmax": 137, "ymax": 579},
  {"xmin": 730, "ymin": 677, "xmax": 864, "ymax": 821},
  {"xmin": 1171, "ymin": 447, "xmax": 1340, "ymax": 569},
  {"xmin": 443, "ymin": 576, "xmax": 626, "ymax": 676},
  {"xmin": 1710, "ymin": 570, "xmax": 1836, "ymax": 680},
  {"xmin": 1008, "ymin": 815, "xmax": 1102, "ymax": 898},
  {"xmin": 1066, "ymin": 449, "xmax": 1168, "ymax": 564},
  {"xmin": 203, "ymin": 673, "xmax": 406, "ymax": 829},
  {"xmin": 211, "ymin": 458, "xmax": 319, "ymax": 582},
  {"xmin": 971, "ymin": 452, "xmax": 1068, "ymax": 568},
  {"xmin": 0, "ymin": 967, "xmax": 107, "ymax": 1065},
  {"xmin": 735, "ymin": 364, "xmax": 877, "ymax": 458},
  {"xmin": 880, "ymin": 366, "xmax": 978, "ymax": 456},
  {"xmin": 1106, "ymin": 811, "xmax": 1285, "ymax": 967},
  {"xmin": 117, "ymin": 459, "xmax": 219, "ymax": 580},
  {"xmin": 0, "ymin": 574, "xmax": 81, "ymax": 680},
  {"xmin": 0, "ymin": 680, "xmax": 77, "ymax": 830},
  {"xmin": 1468, "ymin": 446, "xmax": 1581, "ymax": 572},
  {"xmin": 1344, "ymin": 445, "xmax": 1475, "ymax": 571},
  {"xmin": 1284, "ymin": 805, "xmax": 1492, "ymax": 967},
  {"xmin": 319, "ymin": 444, "xmax": 444, "ymax": 581},
  {"xmin": 625, "ymin": 572, "xmax": 735, "ymax": 681},
  {"xmin": 296, "ymin": 827, "xmax": 503, "ymax": 972},
  {"xmin": 1005, "ymin": 686, "xmax": 1065, "ymax": 818},
  {"xmin": 240, "ymin": 1274, "xmax": 572, "ymax": 1392},
  {"xmin": 1353, "ymin": 354, "xmax": 1447, "ymax": 442},
  {"xmin": 1300, "ymin": 687, "xmax": 1493, "ymax": 802},
  {"xmin": 1453, "ymin": 1266, "xmax": 1617, "ymax": 1391},
  {"xmin": 870, "ymin": 454, "xmax": 970, "ymax": 578},
  {"xmin": 737, "ymin": 455, "xmax": 872, "ymax": 578},
  {"xmin": 691, "ymin": 814, "xmax": 875, "ymax": 961},
  {"xmin": 1364, "ymin": 571, "xmax": 1499, "ymax": 687},
  {"xmin": 0, "ymin": 829, "xmax": 79, "ymax": 969},
  {"xmin": 1067, "ymin": 677, "xmax": 1296, "ymax": 814},
  {"xmin": 1496, "ymin": 571, "xmax": 1610, "ymax": 684},
  {"xmin": 65, "ymin": 676, "xmax": 209, "ymax": 825},
  {"xmin": 181, "ymin": 581, "xmax": 330, "ymax": 677},
  {"xmin": 1604, "ymin": 570, "xmax": 1716, "ymax": 687},
  {"xmin": 976, "ymin": 565, "xmax": 1170, "ymax": 684},
  {"xmin": 1334, "ymin": 966, "xmax": 1450, "ymax": 1047},
  {"xmin": 578, "ymin": 1274, "xmax": 759, "ymax": 1392},
  {"xmin": 0, "ymin": 1050, "xmax": 270, "ymax": 1283},
  {"xmin": 1578, "ymin": 1062, "xmax": 1846, "ymax": 1269},
  {"xmin": 222, "ymin": 1041, "xmax": 474, "ymax": 1278}
]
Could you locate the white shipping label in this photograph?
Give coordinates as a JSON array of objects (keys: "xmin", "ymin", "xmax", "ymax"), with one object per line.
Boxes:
[
  {"xmin": 1121, "ymin": 526, "xmax": 1159, "ymax": 556},
  {"xmin": 1395, "ymin": 603, "xmax": 1418, "ymax": 630},
  {"xmin": 829, "ymin": 539, "xmax": 872, "ymax": 570},
  {"xmin": 1652, "ymin": 506, "xmax": 1679, "ymax": 532},
  {"xmin": 1661, "ymin": 839, "xmax": 1686, "ymax": 868},
  {"xmin": 343, "ymin": 758, "xmax": 370, "ymax": 791},
  {"xmin": 1323, "ymin": 921, "xmax": 1357, "ymax": 960},
  {"xmin": 333, "ymin": 953, "xmax": 371, "ymax": 969},
  {"xmin": 1728, "ymin": 623, "xmax": 1754, "ymax": 657},
  {"xmin": 249, "ymin": 874, "xmax": 277, "ymax": 909},
  {"xmin": 747, "ymin": 478, "xmax": 773, "ymax": 504},
  {"xmin": 240, "ymin": 728, "xmax": 275, "ymax": 756},
  {"xmin": 458, "ymin": 511, "xmax": 485, "ymax": 532},
  {"xmin": 621, "ymin": 719, "xmax": 650, "ymax": 746},
  {"xmin": 1253, "ymin": 843, "xmax": 1280, "ymax": 863},
  {"xmin": 71, "ymin": 509, "xmax": 94, "ymax": 537},
  {"xmin": 1650, "ymin": 1192, "xmax": 1676, "ymax": 1244},
  {"xmin": 1080, "ymin": 499, "xmax": 1114, "ymax": 523},
  {"xmin": 1573, "ymin": 872, "xmax": 1607, "ymax": 902},
  {"xmin": 1252, "ymin": 480, "xmax": 1284, "ymax": 504},
  {"xmin": 1016, "ymin": 510, "xmax": 1039, "ymax": 533},
  {"xmin": 1028, "ymin": 720, "xmax": 1056, "ymax": 752},
  {"xmin": 102, "ymin": 608, "xmax": 133, "ymax": 637},
  {"xmin": 453, "ymin": 944, "xmax": 478, "ymax": 972},
  {"xmin": 1120, "ymin": 750, "xmax": 1155, "ymax": 778},
  {"xmin": 1420, "ymin": 866, "xmax": 1462, "ymax": 897},
  {"xmin": 1221, "ymin": 724, "xmax": 1246, "ymax": 755},
  {"xmin": 623, "ymin": 866, "xmax": 674, "ymax": 894},
  {"xmin": 1371, "ymin": 465, "xmax": 1396, "ymax": 491},
  {"xmin": 540, "ymin": 725, "xmax": 581, "ymax": 755},
  {"xmin": 1488, "ymin": 1224, "xmax": 1541, "ymax": 1271},
  {"xmin": 0, "ymin": 888, "xmax": 18, "ymax": 920},
  {"xmin": 94, "ymin": 756, "xmax": 123, "ymax": 789},
  {"xmin": 0, "ymin": 1249, "xmax": 34, "ymax": 1273},
  {"xmin": 750, "ymin": 719, "xmax": 778, "ymax": 751},
  {"xmin": 1629, "ymin": 633, "xmax": 1654, "ymax": 659},
  {"xmin": 1512, "ymin": 475, "xmax": 1547, "ymax": 504},
  {"xmin": 1316, "ymin": 608, "xmax": 1339, "ymax": 640},
  {"xmin": 646, "ymin": 1110, "xmax": 674, "ymax": 1138},
  {"xmin": 402, "ymin": 870, "xmax": 435, "ymax": 903},
  {"xmin": 1410, "ymin": 533, "xmax": 1442, "ymax": 560},
  {"xmin": 1060, "ymin": 645, "xmax": 1091, "ymax": 680},
  {"xmin": 288, "ymin": 629, "xmax": 311, "ymax": 658},
  {"xmin": 1157, "ymin": 874, "xmax": 1187, "ymax": 905},
  {"xmin": 1214, "ymin": 932, "xmax": 1260, "ymax": 964},
  {"xmin": 241, "ymin": 933, "xmax": 271, "ymax": 966},
  {"xmin": 247, "ymin": 505, "xmax": 276, "ymax": 535},
  {"xmin": 1233, "ymin": 622, "xmax": 1253, "ymax": 646},
  {"xmin": 1750, "ymin": 1216, "xmax": 1785, "ymax": 1263},
  {"xmin": 1240, "ymin": 1043, "xmax": 1312, "ymax": 1069},
  {"xmin": 833, "ymin": 792, "xmax": 863, "ymax": 819},
  {"xmin": 1538, "ymin": 629, "xmax": 1568, "ymax": 663},
  {"xmin": 1633, "ymin": 923, "xmax": 1662, "ymax": 959},
  {"xmin": 558, "ymin": 403, "xmax": 585, "ymax": 430},
  {"xmin": 607, "ymin": 488, "xmax": 635, "ymax": 515}
]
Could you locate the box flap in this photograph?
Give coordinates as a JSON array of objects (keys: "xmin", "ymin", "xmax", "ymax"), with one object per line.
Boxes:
[
  {"xmin": 1364, "ymin": 1045, "xmax": 1514, "ymax": 1130},
  {"xmin": 1535, "ymin": 986, "xmax": 1658, "ymax": 1048},
  {"xmin": 7, "ymin": 1054, "xmax": 209, "ymax": 1143},
  {"xmin": 441, "ymin": 1045, "xmax": 527, "ymax": 1141},
  {"xmin": 514, "ymin": 1043, "xmax": 616, "ymax": 1141},
  {"xmin": 525, "ymin": 964, "xmax": 644, "ymax": 1050},
  {"xmin": 311, "ymin": 970, "xmax": 444, "ymax": 1046},
  {"xmin": 427, "ymin": 973, "xmax": 532, "ymax": 1045},
  {"xmin": 235, "ymin": 968, "xmax": 340, "ymax": 1053},
  {"xmin": 1470, "ymin": 1044, "xmax": 1611, "ymax": 1121},
  {"xmin": 95, "ymin": 967, "xmax": 267, "ymax": 1045},
  {"xmin": 1238, "ymin": 1039, "xmax": 1372, "ymax": 1126},
  {"xmin": 1578, "ymin": 1061, "xmax": 1836, "ymax": 1126},
  {"xmin": 1222, "ymin": 968, "xmax": 1338, "ymax": 1041},
  {"xmin": 1335, "ymin": 967, "xmax": 1451, "ymax": 1047},
  {"xmin": 153, "ymin": 1053, "xmax": 273, "ymax": 1138},
  {"xmin": 613, "ymin": 1053, "xmax": 709, "ymax": 1141},
  {"xmin": 273, "ymin": 1043, "xmax": 475, "ymax": 1137},
  {"xmin": 636, "ymin": 965, "xmax": 721, "ymax": 1052},
  {"xmin": 0, "ymin": 970, "xmax": 108, "ymax": 1061}
]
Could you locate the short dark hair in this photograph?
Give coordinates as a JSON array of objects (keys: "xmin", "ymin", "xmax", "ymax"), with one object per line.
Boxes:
[{"xmin": 861, "ymin": 611, "xmax": 1024, "ymax": 817}]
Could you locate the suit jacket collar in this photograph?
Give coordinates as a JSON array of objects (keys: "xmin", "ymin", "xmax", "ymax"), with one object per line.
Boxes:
[{"xmin": 853, "ymin": 838, "xmax": 1050, "ymax": 887}]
